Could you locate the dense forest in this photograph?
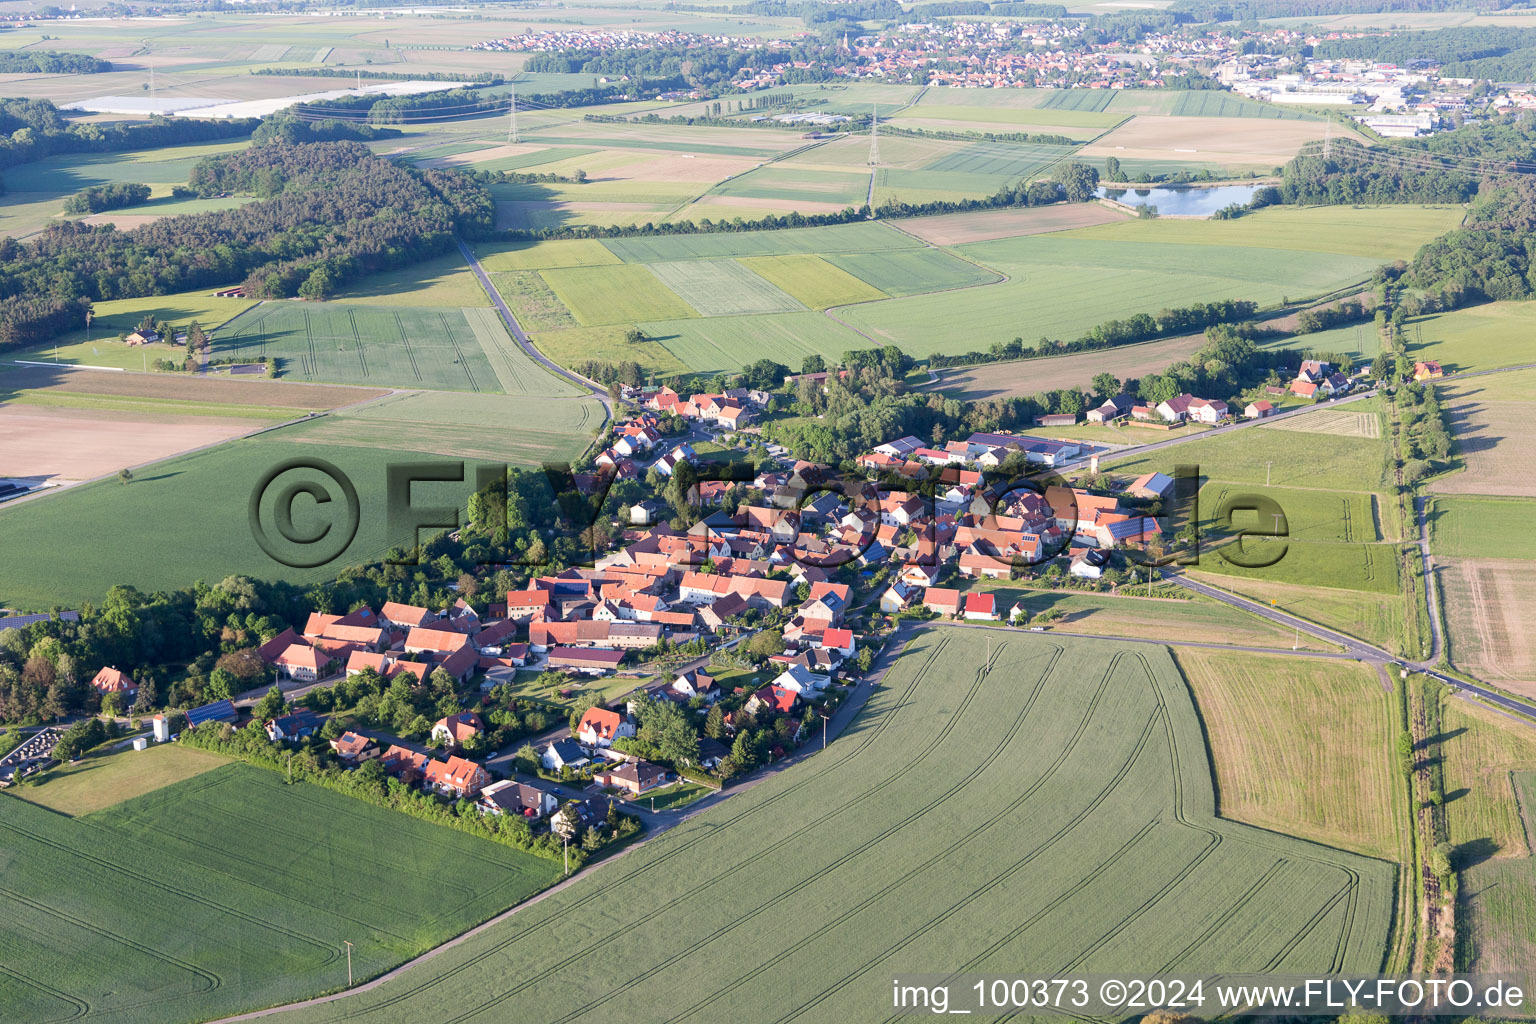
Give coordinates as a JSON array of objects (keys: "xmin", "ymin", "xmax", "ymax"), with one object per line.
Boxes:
[
  {"xmin": 1314, "ymin": 25, "xmax": 1536, "ymax": 69},
  {"xmin": 0, "ymin": 141, "xmax": 493, "ymax": 348},
  {"xmin": 0, "ymin": 98, "xmax": 257, "ymax": 173},
  {"xmin": 1276, "ymin": 139, "xmax": 1479, "ymax": 205},
  {"xmin": 1171, "ymin": 0, "xmax": 1525, "ymax": 20},
  {"xmin": 525, "ymin": 41, "xmax": 834, "ymax": 88},
  {"xmin": 0, "ymin": 49, "xmax": 112, "ymax": 73},
  {"xmin": 61, "ymin": 182, "xmax": 151, "ymax": 215}
]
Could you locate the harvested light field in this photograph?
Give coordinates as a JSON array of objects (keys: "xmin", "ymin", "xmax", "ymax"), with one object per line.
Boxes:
[
  {"xmin": 1441, "ymin": 699, "xmax": 1536, "ymax": 983},
  {"xmin": 739, "ymin": 254, "xmax": 888, "ymax": 309},
  {"xmin": 933, "ymin": 331, "xmax": 1209, "ymax": 401},
  {"xmin": 1081, "ymin": 115, "xmax": 1339, "ymax": 168},
  {"xmin": 896, "ymin": 202, "xmax": 1130, "ymax": 245},
  {"xmin": 14, "ymin": 743, "xmax": 230, "ymax": 816},
  {"xmin": 1265, "ymin": 407, "xmax": 1382, "ymax": 439},
  {"xmin": 1440, "ymin": 557, "xmax": 1536, "ymax": 696},
  {"xmin": 646, "ymin": 259, "xmax": 805, "ymax": 316},
  {"xmin": 1175, "ymin": 648, "xmax": 1405, "ymax": 859},
  {"xmin": 0, "ymin": 404, "xmax": 267, "ymax": 485},
  {"xmin": 327, "ymin": 251, "xmax": 493, "ymax": 308},
  {"xmin": 1430, "ymin": 369, "xmax": 1536, "ymax": 497},
  {"xmin": 541, "ymin": 264, "xmax": 698, "ymax": 325},
  {"xmin": 253, "ymin": 630, "xmax": 1391, "ymax": 1024},
  {"xmin": 0, "ymin": 764, "xmax": 561, "ymax": 1024}
]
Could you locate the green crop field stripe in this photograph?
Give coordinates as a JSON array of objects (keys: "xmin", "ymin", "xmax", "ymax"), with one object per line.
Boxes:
[
  {"xmin": 300, "ymin": 635, "xmax": 963, "ymax": 1023},
  {"xmin": 447, "ymin": 638, "xmax": 1058, "ymax": 1024}
]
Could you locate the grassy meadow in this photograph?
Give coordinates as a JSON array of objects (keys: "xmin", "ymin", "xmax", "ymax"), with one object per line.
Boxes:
[{"xmin": 251, "ymin": 630, "xmax": 1392, "ymax": 1024}]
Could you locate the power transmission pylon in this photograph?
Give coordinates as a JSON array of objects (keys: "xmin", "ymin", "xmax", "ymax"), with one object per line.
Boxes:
[
  {"xmin": 868, "ymin": 101, "xmax": 880, "ymax": 166},
  {"xmin": 507, "ymin": 84, "xmax": 519, "ymax": 145}
]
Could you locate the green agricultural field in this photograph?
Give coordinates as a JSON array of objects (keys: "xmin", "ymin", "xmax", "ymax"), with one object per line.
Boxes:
[
  {"xmin": 252, "ymin": 630, "xmax": 1393, "ymax": 1024},
  {"xmin": 492, "ymin": 270, "xmax": 579, "ymax": 331},
  {"xmin": 1427, "ymin": 495, "xmax": 1536, "ymax": 560},
  {"xmin": 603, "ymin": 220, "xmax": 920, "ymax": 262},
  {"xmin": 836, "ymin": 233, "xmax": 1380, "ymax": 358},
  {"xmin": 0, "ymin": 139, "xmax": 251, "ymax": 192},
  {"xmin": 642, "ymin": 311, "xmax": 867, "ymax": 375},
  {"xmin": 646, "ymin": 259, "xmax": 806, "ymax": 316},
  {"xmin": 921, "ymin": 139, "xmax": 1077, "ymax": 178},
  {"xmin": 7, "ymin": 288, "xmax": 258, "ymax": 369},
  {"xmin": 1168, "ymin": 92, "xmax": 1318, "ymax": 118},
  {"xmin": 1403, "ymin": 301, "xmax": 1536, "ymax": 373},
  {"xmin": 827, "ymin": 248, "xmax": 1001, "ymax": 296},
  {"xmin": 1057, "ymin": 204, "xmax": 1466, "ymax": 262},
  {"xmin": 1106, "ymin": 409, "xmax": 1387, "ymax": 491},
  {"xmin": 16, "ymin": 743, "xmax": 230, "ymax": 816},
  {"xmin": 541, "ymin": 264, "xmax": 699, "ymax": 325},
  {"xmin": 1194, "ymin": 538, "xmax": 1404, "ymax": 595},
  {"xmin": 476, "ymin": 238, "xmax": 623, "ymax": 272},
  {"xmin": 970, "ymin": 585, "xmax": 1340, "ymax": 651},
  {"xmin": 739, "ymin": 254, "xmax": 888, "ymax": 308},
  {"xmin": 1039, "ymin": 89, "xmax": 1117, "ymax": 112},
  {"xmin": 0, "ymin": 764, "xmax": 561, "ymax": 1024},
  {"xmin": 531, "ymin": 325, "xmax": 693, "ymax": 379},
  {"xmin": 216, "ymin": 302, "xmax": 511, "ymax": 393},
  {"xmin": 327, "ymin": 251, "xmax": 493, "ymax": 308},
  {"xmin": 1259, "ymin": 319, "xmax": 1384, "ymax": 362},
  {"xmin": 1184, "ymin": 572, "xmax": 1406, "ymax": 652},
  {"xmin": 1200, "ymin": 481, "xmax": 1384, "ymax": 544},
  {"xmin": 0, "ymin": 429, "xmax": 537, "ymax": 607},
  {"xmin": 713, "ymin": 165, "xmax": 870, "ymax": 206},
  {"xmin": 287, "ymin": 389, "xmax": 602, "ymax": 465}
]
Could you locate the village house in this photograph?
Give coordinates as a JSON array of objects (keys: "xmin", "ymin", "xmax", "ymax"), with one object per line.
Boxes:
[
  {"xmin": 380, "ymin": 602, "xmax": 437, "ymax": 630},
  {"xmin": 380, "ymin": 744, "xmax": 430, "ymax": 784},
  {"xmin": 671, "ymin": 669, "xmax": 719, "ymax": 702},
  {"xmin": 924, "ymin": 587, "xmax": 962, "ymax": 617},
  {"xmin": 329, "ymin": 731, "xmax": 378, "ymax": 764},
  {"xmin": 1244, "ymin": 400, "xmax": 1275, "ymax": 419},
  {"xmin": 549, "ymin": 647, "xmax": 626, "ymax": 675},
  {"xmin": 594, "ymin": 759, "xmax": 671, "ymax": 796},
  {"xmin": 477, "ymin": 779, "xmax": 558, "ymax": 819},
  {"xmin": 577, "ymin": 707, "xmax": 636, "ymax": 748},
  {"xmin": 1414, "ymin": 360, "xmax": 1444, "ymax": 380},
  {"xmin": 543, "ymin": 738, "xmax": 591, "ymax": 771},
  {"xmin": 963, "ymin": 593, "xmax": 998, "ymax": 621},
  {"xmin": 90, "ymin": 666, "xmax": 137, "ymax": 699},
  {"xmin": 265, "ymin": 708, "xmax": 324, "ymax": 744},
  {"xmin": 423, "ymin": 755, "xmax": 491, "ymax": 799},
  {"xmin": 431, "ymin": 712, "xmax": 484, "ymax": 749}
]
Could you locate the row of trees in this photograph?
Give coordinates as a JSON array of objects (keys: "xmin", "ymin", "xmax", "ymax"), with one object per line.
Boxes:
[
  {"xmin": 0, "ymin": 49, "xmax": 112, "ymax": 74},
  {"xmin": 61, "ymin": 182, "xmax": 150, "ymax": 215},
  {"xmin": 928, "ymin": 298, "xmax": 1258, "ymax": 370}
]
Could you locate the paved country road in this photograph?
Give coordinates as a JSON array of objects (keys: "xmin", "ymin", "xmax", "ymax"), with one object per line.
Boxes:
[
  {"xmin": 455, "ymin": 234, "xmax": 613, "ymax": 426},
  {"xmin": 1160, "ymin": 568, "xmax": 1536, "ymax": 725}
]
